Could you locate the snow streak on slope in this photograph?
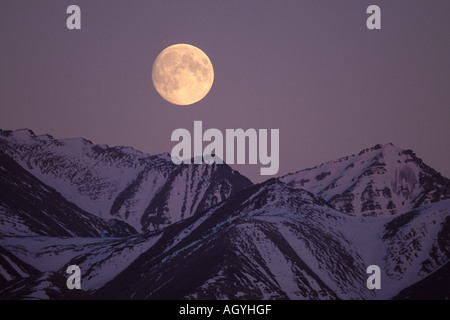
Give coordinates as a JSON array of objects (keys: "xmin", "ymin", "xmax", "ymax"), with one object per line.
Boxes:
[
  {"xmin": 0, "ymin": 271, "xmax": 91, "ymax": 300},
  {"xmin": 0, "ymin": 246, "xmax": 38, "ymax": 286}
]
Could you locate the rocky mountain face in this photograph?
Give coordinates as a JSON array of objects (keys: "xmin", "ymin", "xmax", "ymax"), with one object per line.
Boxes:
[
  {"xmin": 0, "ymin": 129, "xmax": 448, "ymax": 300},
  {"xmin": 98, "ymin": 184, "xmax": 448, "ymax": 300},
  {"xmin": 1, "ymin": 180, "xmax": 447, "ymax": 300},
  {"xmin": 280, "ymin": 143, "xmax": 450, "ymax": 217},
  {"xmin": 393, "ymin": 261, "xmax": 450, "ymax": 300},
  {"xmin": 0, "ymin": 129, "xmax": 252, "ymax": 231},
  {"xmin": 95, "ymin": 180, "xmax": 374, "ymax": 300},
  {"xmin": 0, "ymin": 151, "xmax": 136, "ymax": 237}
]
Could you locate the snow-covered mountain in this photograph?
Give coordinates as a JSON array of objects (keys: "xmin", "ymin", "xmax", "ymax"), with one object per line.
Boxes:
[
  {"xmin": 96, "ymin": 179, "xmax": 374, "ymax": 300},
  {"xmin": 0, "ymin": 151, "xmax": 136, "ymax": 237},
  {"xmin": 0, "ymin": 129, "xmax": 252, "ymax": 231},
  {"xmin": 280, "ymin": 143, "xmax": 450, "ymax": 217},
  {"xmin": 0, "ymin": 129, "xmax": 448, "ymax": 300},
  {"xmin": 1, "ymin": 180, "xmax": 447, "ymax": 299},
  {"xmin": 89, "ymin": 182, "xmax": 450, "ymax": 299}
]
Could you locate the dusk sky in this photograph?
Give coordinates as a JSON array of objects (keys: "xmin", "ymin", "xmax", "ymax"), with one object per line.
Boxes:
[{"xmin": 1, "ymin": 1, "xmax": 449, "ymax": 182}]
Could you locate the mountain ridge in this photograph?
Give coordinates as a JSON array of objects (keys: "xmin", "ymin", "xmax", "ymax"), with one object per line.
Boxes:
[
  {"xmin": 0, "ymin": 129, "xmax": 448, "ymax": 300},
  {"xmin": 0, "ymin": 150, "xmax": 136, "ymax": 237},
  {"xmin": 280, "ymin": 143, "xmax": 450, "ymax": 217},
  {"xmin": 0, "ymin": 129, "xmax": 252, "ymax": 232}
]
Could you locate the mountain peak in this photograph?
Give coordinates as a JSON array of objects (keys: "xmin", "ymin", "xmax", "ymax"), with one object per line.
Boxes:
[
  {"xmin": 357, "ymin": 142, "xmax": 400, "ymax": 157},
  {"xmin": 281, "ymin": 144, "xmax": 450, "ymax": 217},
  {"xmin": 0, "ymin": 128, "xmax": 36, "ymax": 143},
  {"xmin": 226, "ymin": 178, "xmax": 332, "ymax": 218},
  {"xmin": 0, "ymin": 129, "xmax": 448, "ymax": 300},
  {"xmin": 0, "ymin": 128, "xmax": 253, "ymax": 232}
]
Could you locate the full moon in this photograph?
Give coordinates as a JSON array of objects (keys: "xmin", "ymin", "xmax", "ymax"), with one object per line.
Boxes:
[{"xmin": 152, "ymin": 44, "xmax": 214, "ymax": 106}]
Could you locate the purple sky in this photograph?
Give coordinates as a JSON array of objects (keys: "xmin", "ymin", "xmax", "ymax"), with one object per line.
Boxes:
[{"xmin": 1, "ymin": 1, "xmax": 449, "ymax": 182}]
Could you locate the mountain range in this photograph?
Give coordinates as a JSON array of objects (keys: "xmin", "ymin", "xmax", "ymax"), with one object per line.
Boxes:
[{"xmin": 0, "ymin": 129, "xmax": 448, "ymax": 299}]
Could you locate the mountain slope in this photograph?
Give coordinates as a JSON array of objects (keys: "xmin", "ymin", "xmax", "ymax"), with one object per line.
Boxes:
[
  {"xmin": 95, "ymin": 179, "xmax": 449, "ymax": 300},
  {"xmin": 139, "ymin": 162, "xmax": 252, "ymax": 231},
  {"xmin": 393, "ymin": 261, "xmax": 450, "ymax": 300},
  {"xmin": 0, "ymin": 233, "xmax": 164, "ymax": 293},
  {"xmin": 0, "ymin": 129, "xmax": 252, "ymax": 231},
  {"xmin": 0, "ymin": 246, "xmax": 39, "ymax": 286},
  {"xmin": 343, "ymin": 199, "xmax": 450, "ymax": 299},
  {"xmin": 0, "ymin": 151, "xmax": 136, "ymax": 237},
  {"xmin": 0, "ymin": 176, "xmax": 447, "ymax": 300},
  {"xmin": 95, "ymin": 180, "xmax": 375, "ymax": 300},
  {"xmin": 280, "ymin": 143, "xmax": 450, "ymax": 217},
  {"xmin": 0, "ymin": 132, "xmax": 448, "ymax": 300},
  {"xmin": 379, "ymin": 200, "xmax": 450, "ymax": 292},
  {"xmin": 0, "ymin": 271, "xmax": 91, "ymax": 300}
]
